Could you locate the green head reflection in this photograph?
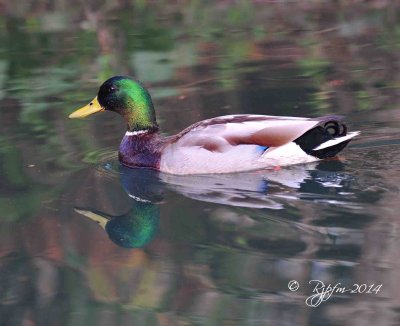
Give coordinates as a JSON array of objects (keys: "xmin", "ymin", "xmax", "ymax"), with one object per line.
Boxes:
[{"xmin": 75, "ymin": 201, "xmax": 159, "ymax": 249}]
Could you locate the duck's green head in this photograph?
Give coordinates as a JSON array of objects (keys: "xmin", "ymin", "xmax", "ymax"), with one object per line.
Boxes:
[{"xmin": 69, "ymin": 76, "xmax": 158, "ymax": 132}]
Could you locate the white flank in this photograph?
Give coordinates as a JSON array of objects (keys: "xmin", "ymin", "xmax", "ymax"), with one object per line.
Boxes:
[
  {"xmin": 125, "ymin": 130, "xmax": 148, "ymax": 136},
  {"xmin": 261, "ymin": 142, "xmax": 318, "ymax": 166},
  {"xmin": 313, "ymin": 131, "xmax": 360, "ymax": 151}
]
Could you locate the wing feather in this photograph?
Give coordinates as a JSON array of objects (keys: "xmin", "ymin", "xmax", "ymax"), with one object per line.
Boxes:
[{"xmin": 171, "ymin": 115, "xmax": 320, "ymax": 150}]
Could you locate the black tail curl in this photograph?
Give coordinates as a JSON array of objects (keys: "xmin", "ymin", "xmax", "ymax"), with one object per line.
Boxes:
[{"xmin": 294, "ymin": 118, "xmax": 349, "ymax": 159}]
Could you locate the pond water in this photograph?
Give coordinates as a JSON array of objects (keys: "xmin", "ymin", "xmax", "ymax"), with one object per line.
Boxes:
[{"xmin": 1, "ymin": 2, "xmax": 400, "ymax": 325}]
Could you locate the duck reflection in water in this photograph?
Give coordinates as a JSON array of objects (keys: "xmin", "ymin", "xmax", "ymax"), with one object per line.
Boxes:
[
  {"xmin": 74, "ymin": 160, "xmax": 356, "ymax": 249},
  {"xmin": 74, "ymin": 168, "xmax": 163, "ymax": 249},
  {"xmin": 75, "ymin": 203, "xmax": 159, "ymax": 249}
]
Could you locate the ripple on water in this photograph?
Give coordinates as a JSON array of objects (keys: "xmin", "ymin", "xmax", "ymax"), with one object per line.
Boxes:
[{"xmin": 81, "ymin": 148, "xmax": 122, "ymax": 177}]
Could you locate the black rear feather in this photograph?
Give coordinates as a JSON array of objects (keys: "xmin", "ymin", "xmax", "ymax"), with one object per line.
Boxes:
[{"xmin": 294, "ymin": 117, "xmax": 348, "ymax": 159}]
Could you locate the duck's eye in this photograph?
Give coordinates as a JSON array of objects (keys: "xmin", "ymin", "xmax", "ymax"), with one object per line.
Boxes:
[{"xmin": 109, "ymin": 86, "xmax": 116, "ymax": 93}]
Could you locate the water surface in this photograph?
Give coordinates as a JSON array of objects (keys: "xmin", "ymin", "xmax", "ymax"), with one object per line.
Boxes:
[{"xmin": 1, "ymin": 2, "xmax": 400, "ymax": 325}]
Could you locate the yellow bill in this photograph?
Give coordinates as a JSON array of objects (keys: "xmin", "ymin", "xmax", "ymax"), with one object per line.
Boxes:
[
  {"xmin": 74, "ymin": 208, "xmax": 108, "ymax": 229},
  {"xmin": 69, "ymin": 96, "xmax": 105, "ymax": 119}
]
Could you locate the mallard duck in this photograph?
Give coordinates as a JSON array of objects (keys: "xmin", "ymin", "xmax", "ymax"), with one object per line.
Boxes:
[{"xmin": 69, "ymin": 76, "xmax": 359, "ymax": 175}]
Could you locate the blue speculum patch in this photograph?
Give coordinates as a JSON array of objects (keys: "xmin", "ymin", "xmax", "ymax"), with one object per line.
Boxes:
[{"xmin": 257, "ymin": 145, "xmax": 269, "ymax": 154}]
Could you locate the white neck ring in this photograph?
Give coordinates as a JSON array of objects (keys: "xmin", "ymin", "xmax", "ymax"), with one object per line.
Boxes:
[{"xmin": 125, "ymin": 130, "xmax": 149, "ymax": 137}]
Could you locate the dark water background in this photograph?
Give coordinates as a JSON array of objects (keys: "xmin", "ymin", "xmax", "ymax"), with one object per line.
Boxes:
[{"xmin": 1, "ymin": 1, "xmax": 400, "ymax": 325}]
